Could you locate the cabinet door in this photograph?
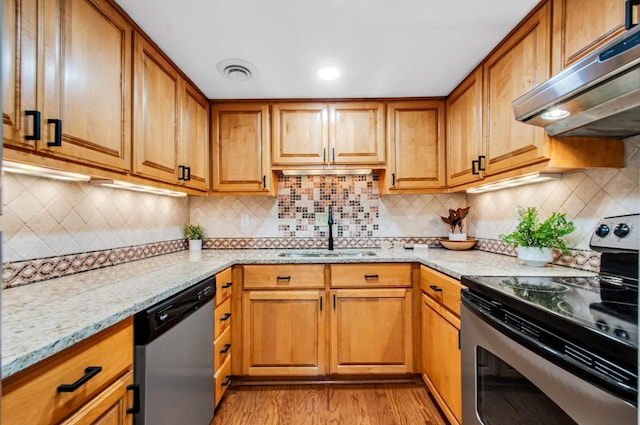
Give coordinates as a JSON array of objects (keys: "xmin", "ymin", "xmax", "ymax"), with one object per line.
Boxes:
[
  {"xmin": 329, "ymin": 102, "xmax": 385, "ymax": 165},
  {"xmin": 179, "ymin": 83, "xmax": 209, "ymax": 191},
  {"xmin": 211, "ymin": 103, "xmax": 271, "ymax": 193},
  {"xmin": 2, "ymin": 0, "xmax": 39, "ymax": 150},
  {"xmin": 447, "ymin": 67, "xmax": 484, "ymax": 187},
  {"xmin": 330, "ymin": 288, "xmax": 413, "ymax": 374},
  {"xmin": 242, "ymin": 290, "xmax": 326, "ymax": 376},
  {"xmin": 133, "ymin": 33, "xmax": 179, "ymax": 183},
  {"xmin": 40, "ymin": 0, "xmax": 132, "ymax": 171},
  {"xmin": 386, "ymin": 101, "xmax": 446, "ymax": 191},
  {"xmin": 422, "ymin": 294, "xmax": 461, "ymax": 424},
  {"xmin": 59, "ymin": 370, "xmax": 133, "ymax": 425},
  {"xmin": 483, "ymin": 3, "xmax": 551, "ymax": 176},
  {"xmin": 272, "ymin": 103, "xmax": 328, "ymax": 165},
  {"xmin": 552, "ymin": 0, "xmax": 628, "ymax": 72}
]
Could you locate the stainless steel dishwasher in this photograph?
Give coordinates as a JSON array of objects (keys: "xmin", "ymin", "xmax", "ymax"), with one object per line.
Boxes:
[{"xmin": 133, "ymin": 275, "xmax": 216, "ymax": 425}]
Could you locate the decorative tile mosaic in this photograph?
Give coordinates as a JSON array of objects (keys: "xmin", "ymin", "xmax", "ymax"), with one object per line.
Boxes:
[{"xmin": 3, "ymin": 239, "xmax": 187, "ymax": 288}]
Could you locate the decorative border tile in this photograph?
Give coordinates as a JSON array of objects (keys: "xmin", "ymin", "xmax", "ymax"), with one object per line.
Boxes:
[{"xmin": 3, "ymin": 240, "xmax": 187, "ymax": 289}]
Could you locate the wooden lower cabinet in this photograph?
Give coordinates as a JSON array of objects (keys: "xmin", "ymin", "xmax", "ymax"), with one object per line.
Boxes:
[
  {"xmin": 421, "ymin": 266, "xmax": 463, "ymax": 425},
  {"xmin": 242, "ymin": 290, "xmax": 326, "ymax": 376},
  {"xmin": 330, "ymin": 288, "xmax": 413, "ymax": 375},
  {"xmin": 1, "ymin": 319, "xmax": 134, "ymax": 425}
]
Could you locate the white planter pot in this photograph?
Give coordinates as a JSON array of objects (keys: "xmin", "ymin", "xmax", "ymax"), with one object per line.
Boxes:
[
  {"xmin": 517, "ymin": 246, "xmax": 553, "ymax": 267},
  {"xmin": 188, "ymin": 239, "xmax": 202, "ymax": 251},
  {"xmin": 448, "ymin": 233, "xmax": 467, "ymax": 241}
]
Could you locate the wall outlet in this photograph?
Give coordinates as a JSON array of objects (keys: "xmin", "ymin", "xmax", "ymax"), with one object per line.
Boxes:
[
  {"xmin": 315, "ymin": 213, "xmax": 328, "ymax": 226},
  {"xmin": 241, "ymin": 214, "xmax": 249, "ymax": 228}
]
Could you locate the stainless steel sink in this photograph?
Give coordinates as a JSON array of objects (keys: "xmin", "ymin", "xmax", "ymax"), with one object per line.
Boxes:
[{"xmin": 278, "ymin": 250, "xmax": 377, "ymax": 258}]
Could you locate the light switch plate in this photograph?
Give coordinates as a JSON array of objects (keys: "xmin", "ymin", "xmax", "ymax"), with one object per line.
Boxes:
[{"xmin": 315, "ymin": 213, "xmax": 328, "ymax": 226}]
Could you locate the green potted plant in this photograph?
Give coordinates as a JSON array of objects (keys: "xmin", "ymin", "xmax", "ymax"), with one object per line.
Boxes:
[
  {"xmin": 184, "ymin": 223, "xmax": 204, "ymax": 251},
  {"xmin": 441, "ymin": 206, "xmax": 471, "ymax": 240},
  {"xmin": 499, "ymin": 206, "xmax": 575, "ymax": 267}
]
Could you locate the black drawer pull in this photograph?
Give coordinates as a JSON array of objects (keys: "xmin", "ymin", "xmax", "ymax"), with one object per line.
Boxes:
[
  {"xmin": 220, "ymin": 343, "xmax": 231, "ymax": 354},
  {"xmin": 276, "ymin": 275, "xmax": 291, "ymax": 281},
  {"xmin": 364, "ymin": 274, "xmax": 379, "ymax": 279},
  {"xmin": 471, "ymin": 160, "xmax": 480, "ymax": 175},
  {"xmin": 220, "ymin": 313, "xmax": 232, "ymax": 321},
  {"xmin": 221, "ymin": 376, "xmax": 232, "ymax": 386},
  {"xmin": 126, "ymin": 384, "xmax": 140, "ymax": 414},
  {"xmin": 25, "ymin": 110, "xmax": 41, "ymax": 140},
  {"xmin": 478, "ymin": 155, "xmax": 486, "ymax": 171},
  {"xmin": 429, "ymin": 285, "xmax": 443, "ymax": 292},
  {"xmin": 57, "ymin": 366, "xmax": 102, "ymax": 392},
  {"xmin": 47, "ymin": 118, "xmax": 62, "ymax": 147},
  {"xmin": 222, "ymin": 281, "xmax": 232, "ymax": 289}
]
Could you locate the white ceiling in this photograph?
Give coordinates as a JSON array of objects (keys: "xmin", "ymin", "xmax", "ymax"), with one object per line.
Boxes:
[{"xmin": 114, "ymin": 0, "xmax": 540, "ymax": 100}]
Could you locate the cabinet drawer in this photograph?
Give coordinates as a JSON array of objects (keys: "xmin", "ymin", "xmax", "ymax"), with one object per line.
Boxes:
[
  {"xmin": 243, "ymin": 264, "xmax": 325, "ymax": 288},
  {"xmin": 420, "ymin": 266, "xmax": 465, "ymax": 316},
  {"xmin": 214, "ymin": 326, "xmax": 232, "ymax": 371},
  {"xmin": 216, "ymin": 267, "xmax": 233, "ymax": 305},
  {"xmin": 214, "ymin": 296, "xmax": 232, "ymax": 340},
  {"xmin": 214, "ymin": 355, "xmax": 232, "ymax": 408},
  {"xmin": 1, "ymin": 319, "xmax": 133, "ymax": 425},
  {"xmin": 331, "ymin": 263, "xmax": 411, "ymax": 287}
]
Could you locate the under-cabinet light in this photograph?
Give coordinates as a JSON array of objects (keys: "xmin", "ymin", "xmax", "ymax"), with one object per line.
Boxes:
[
  {"xmin": 281, "ymin": 169, "xmax": 372, "ymax": 176},
  {"xmin": 89, "ymin": 178, "xmax": 187, "ymax": 197},
  {"xmin": 466, "ymin": 172, "xmax": 561, "ymax": 194},
  {"xmin": 2, "ymin": 160, "xmax": 91, "ymax": 182}
]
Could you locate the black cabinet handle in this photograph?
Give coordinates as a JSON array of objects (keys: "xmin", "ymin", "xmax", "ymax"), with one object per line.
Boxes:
[
  {"xmin": 178, "ymin": 166, "xmax": 191, "ymax": 181},
  {"xmin": 221, "ymin": 376, "xmax": 232, "ymax": 387},
  {"xmin": 364, "ymin": 274, "xmax": 379, "ymax": 280},
  {"xmin": 323, "ymin": 148, "xmax": 326, "ymax": 162},
  {"xmin": 626, "ymin": 0, "xmax": 640, "ymax": 29},
  {"xmin": 222, "ymin": 281, "xmax": 232, "ymax": 289},
  {"xmin": 178, "ymin": 165, "xmax": 185, "ymax": 180},
  {"xmin": 184, "ymin": 166, "xmax": 191, "ymax": 181},
  {"xmin": 478, "ymin": 155, "xmax": 486, "ymax": 171},
  {"xmin": 333, "ymin": 294, "xmax": 337, "ymax": 309},
  {"xmin": 429, "ymin": 285, "xmax": 443, "ymax": 292},
  {"xmin": 276, "ymin": 275, "xmax": 291, "ymax": 281},
  {"xmin": 220, "ymin": 343, "xmax": 231, "ymax": 354},
  {"xmin": 392, "ymin": 173, "xmax": 396, "ymax": 186},
  {"xmin": 47, "ymin": 118, "xmax": 62, "ymax": 147},
  {"xmin": 25, "ymin": 110, "xmax": 41, "ymax": 141},
  {"xmin": 220, "ymin": 313, "xmax": 231, "ymax": 321},
  {"xmin": 126, "ymin": 384, "xmax": 140, "ymax": 414},
  {"xmin": 320, "ymin": 295, "xmax": 323, "ymax": 311},
  {"xmin": 472, "ymin": 160, "xmax": 479, "ymax": 175},
  {"xmin": 263, "ymin": 175, "xmax": 266, "ymax": 188},
  {"xmin": 57, "ymin": 366, "xmax": 102, "ymax": 392},
  {"xmin": 332, "ymin": 147, "xmax": 335, "ymax": 162}
]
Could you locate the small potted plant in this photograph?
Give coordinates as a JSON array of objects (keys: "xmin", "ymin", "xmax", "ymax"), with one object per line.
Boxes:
[
  {"xmin": 184, "ymin": 223, "xmax": 204, "ymax": 251},
  {"xmin": 441, "ymin": 206, "xmax": 471, "ymax": 241},
  {"xmin": 500, "ymin": 206, "xmax": 575, "ymax": 267}
]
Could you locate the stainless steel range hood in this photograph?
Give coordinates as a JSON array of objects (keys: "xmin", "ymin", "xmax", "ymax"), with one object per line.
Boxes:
[{"xmin": 513, "ymin": 24, "xmax": 640, "ymax": 138}]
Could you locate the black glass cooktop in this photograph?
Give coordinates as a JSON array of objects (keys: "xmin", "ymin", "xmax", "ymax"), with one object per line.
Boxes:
[{"xmin": 462, "ymin": 275, "xmax": 638, "ymax": 354}]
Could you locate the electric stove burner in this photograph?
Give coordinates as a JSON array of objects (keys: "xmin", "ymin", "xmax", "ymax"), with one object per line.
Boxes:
[{"xmin": 499, "ymin": 277, "xmax": 569, "ymax": 293}]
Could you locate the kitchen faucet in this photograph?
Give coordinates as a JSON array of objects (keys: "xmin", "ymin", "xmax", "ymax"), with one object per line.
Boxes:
[{"xmin": 327, "ymin": 206, "xmax": 334, "ymax": 250}]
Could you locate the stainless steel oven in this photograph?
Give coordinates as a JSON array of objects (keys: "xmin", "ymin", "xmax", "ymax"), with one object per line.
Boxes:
[{"xmin": 460, "ymin": 214, "xmax": 638, "ymax": 425}]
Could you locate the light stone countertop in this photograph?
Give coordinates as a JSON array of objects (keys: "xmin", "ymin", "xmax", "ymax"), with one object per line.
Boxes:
[{"xmin": 1, "ymin": 247, "xmax": 596, "ymax": 378}]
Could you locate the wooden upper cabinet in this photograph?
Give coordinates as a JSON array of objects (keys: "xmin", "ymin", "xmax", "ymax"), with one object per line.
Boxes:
[
  {"xmin": 4, "ymin": 0, "xmax": 132, "ymax": 172},
  {"xmin": 446, "ymin": 67, "xmax": 484, "ymax": 188},
  {"xmin": 483, "ymin": 2, "xmax": 551, "ymax": 177},
  {"xmin": 2, "ymin": 0, "xmax": 39, "ymax": 151},
  {"xmin": 329, "ymin": 102, "xmax": 385, "ymax": 165},
  {"xmin": 133, "ymin": 33, "xmax": 180, "ymax": 183},
  {"xmin": 552, "ymin": 0, "xmax": 629, "ymax": 73},
  {"xmin": 211, "ymin": 103, "xmax": 272, "ymax": 194},
  {"xmin": 385, "ymin": 100, "xmax": 446, "ymax": 192},
  {"xmin": 272, "ymin": 102, "xmax": 385, "ymax": 166},
  {"xmin": 180, "ymin": 83, "xmax": 209, "ymax": 191}
]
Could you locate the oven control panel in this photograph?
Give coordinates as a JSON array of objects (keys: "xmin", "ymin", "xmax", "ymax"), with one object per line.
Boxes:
[{"xmin": 590, "ymin": 213, "xmax": 639, "ymax": 251}]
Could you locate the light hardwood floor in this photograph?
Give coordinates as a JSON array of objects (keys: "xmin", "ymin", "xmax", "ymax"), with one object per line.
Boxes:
[{"xmin": 212, "ymin": 382, "xmax": 449, "ymax": 425}]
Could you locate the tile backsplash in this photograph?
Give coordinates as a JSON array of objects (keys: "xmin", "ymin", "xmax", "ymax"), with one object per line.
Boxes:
[{"xmin": 2, "ymin": 136, "xmax": 638, "ymax": 285}]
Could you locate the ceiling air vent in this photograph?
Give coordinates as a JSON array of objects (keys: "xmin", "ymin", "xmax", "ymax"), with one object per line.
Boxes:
[{"xmin": 217, "ymin": 59, "xmax": 257, "ymax": 81}]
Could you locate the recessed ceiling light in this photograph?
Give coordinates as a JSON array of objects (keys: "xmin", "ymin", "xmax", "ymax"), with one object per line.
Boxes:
[
  {"xmin": 318, "ymin": 67, "xmax": 340, "ymax": 81},
  {"xmin": 217, "ymin": 58, "xmax": 257, "ymax": 81}
]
